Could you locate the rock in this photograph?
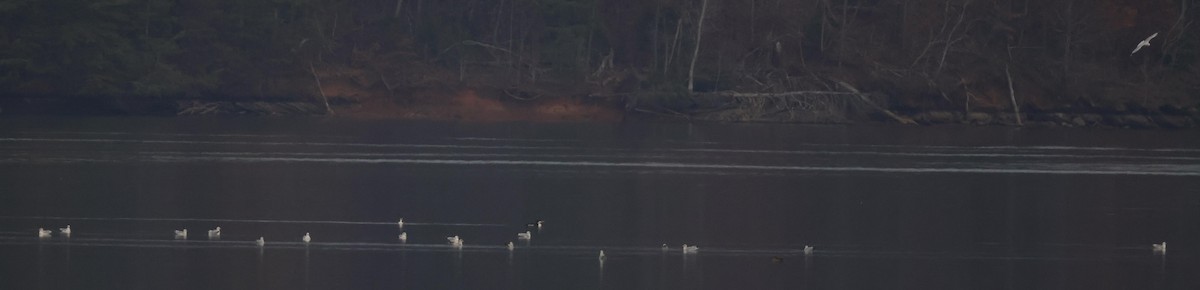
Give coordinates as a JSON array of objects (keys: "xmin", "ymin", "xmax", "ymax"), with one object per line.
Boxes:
[
  {"xmin": 966, "ymin": 112, "xmax": 992, "ymax": 125},
  {"xmin": 1160, "ymin": 104, "xmax": 1187, "ymax": 115},
  {"xmin": 1054, "ymin": 113, "xmax": 1070, "ymax": 122},
  {"xmin": 1121, "ymin": 115, "xmax": 1155, "ymax": 129},
  {"xmin": 1152, "ymin": 115, "xmax": 1193, "ymax": 129},
  {"xmin": 1071, "ymin": 116, "xmax": 1086, "ymax": 127},
  {"xmin": 1026, "ymin": 113, "xmax": 1054, "ymax": 122},
  {"xmin": 911, "ymin": 112, "xmax": 931, "ymax": 124},
  {"xmin": 1103, "ymin": 114, "xmax": 1122, "ymax": 126},
  {"xmin": 926, "ymin": 111, "xmax": 956, "ymax": 123},
  {"xmin": 1027, "ymin": 121, "xmax": 1055, "ymax": 127}
]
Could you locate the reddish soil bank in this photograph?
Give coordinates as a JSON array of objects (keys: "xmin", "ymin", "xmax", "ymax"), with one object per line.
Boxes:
[{"xmin": 313, "ymin": 79, "xmax": 622, "ymax": 122}]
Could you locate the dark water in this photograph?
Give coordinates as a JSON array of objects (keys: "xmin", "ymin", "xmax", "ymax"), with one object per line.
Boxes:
[{"xmin": 1, "ymin": 117, "xmax": 1199, "ymax": 290}]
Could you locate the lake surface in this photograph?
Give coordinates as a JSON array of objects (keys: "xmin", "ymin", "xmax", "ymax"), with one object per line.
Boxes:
[{"xmin": 1, "ymin": 117, "xmax": 1199, "ymax": 290}]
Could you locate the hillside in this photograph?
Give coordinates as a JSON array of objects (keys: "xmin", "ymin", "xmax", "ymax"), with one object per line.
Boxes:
[{"xmin": 1, "ymin": 0, "xmax": 1197, "ymax": 127}]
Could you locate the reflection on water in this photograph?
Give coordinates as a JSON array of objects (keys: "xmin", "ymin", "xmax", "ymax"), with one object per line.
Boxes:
[
  {"xmin": 303, "ymin": 248, "xmax": 310, "ymax": 290},
  {"xmin": 0, "ymin": 117, "xmax": 1199, "ymax": 290}
]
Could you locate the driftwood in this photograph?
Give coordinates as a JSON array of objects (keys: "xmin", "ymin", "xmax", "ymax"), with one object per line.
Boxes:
[
  {"xmin": 1005, "ymin": 63, "xmax": 1022, "ymax": 126},
  {"xmin": 833, "ymin": 81, "xmax": 916, "ymax": 125},
  {"xmin": 689, "ymin": 90, "xmax": 851, "ymax": 122},
  {"xmin": 177, "ymin": 101, "xmax": 324, "ymax": 116},
  {"xmin": 177, "ymin": 102, "xmax": 220, "ymax": 115},
  {"xmin": 695, "ymin": 83, "xmax": 914, "ymax": 124},
  {"xmin": 696, "ymin": 91, "xmax": 858, "ymax": 98},
  {"xmin": 631, "ymin": 82, "xmax": 917, "ymax": 124},
  {"xmin": 462, "ymin": 40, "xmax": 512, "ymax": 54},
  {"xmin": 503, "ymin": 88, "xmax": 543, "ymax": 101},
  {"xmin": 310, "ymin": 63, "xmax": 334, "ymax": 115},
  {"xmin": 379, "ymin": 72, "xmax": 394, "ymax": 96}
]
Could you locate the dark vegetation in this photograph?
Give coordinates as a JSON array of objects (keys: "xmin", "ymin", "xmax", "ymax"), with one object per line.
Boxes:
[{"xmin": 1, "ymin": 0, "xmax": 1198, "ymax": 126}]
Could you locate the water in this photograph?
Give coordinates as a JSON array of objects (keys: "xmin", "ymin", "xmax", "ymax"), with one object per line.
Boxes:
[{"xmin": 1, "ymin": 117, "xmax": 1198, "ymax": 289}]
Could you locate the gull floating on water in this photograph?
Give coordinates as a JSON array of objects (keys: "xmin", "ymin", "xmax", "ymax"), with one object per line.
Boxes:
[
  {"xmin": 1153, "ymin": 242, "xmax": 1166, "ymax": 254},
  {"xmin": 397, "ymin": 219, "xmax": 404, "ymax": 228},
  {"xmin": 256, "ymin": 237, "xmax": 265, "ymax": 247},
  {"xmin": 517, "ymin": 231, "xmax": 532, "ymax": 240},
  {"xmin": 38, "ymin": 228, "xmax": 51, "ymax": 238},
  {"xmin": 447, "ymin": 236, "xmax": 463, "ymax": 248},
  {"xmin": 598, "ymin": 250, "xmax": 607, "ymax": 261},
  {"xmin": 399, "ymin": 232, "xmax": 407, "ymax": 242},
  {"xmin": 803, "ymin": 245, "xmax": 814, "ymax": 255},
  {"xmin": 207, "ymin": 227, "xmax": 221, "ymax": 239},
  {"xmin": 1131, "ymin": 32, "xmax": 1159, "ymax": 56},
  {"xmin": 174, "ymin": 229, "xmax": 188, "ymax": 239},
  {"xmin": 59, "ymin": 225, "xmax": 71, "ymax": 236},
  {"xmin": 507, "ymin": 241, "xmax": 515, "ymax": 251},
  {"xmin": 302, "ymin": 233, "xmax": 311, "ymax": 244},
  {"xmin": 682, "ymin": 244, "xmax": 699, "ymax": 254},
  {"xmin": 662, "ymin": 244, "xmax": 669, "ymax": 251}
]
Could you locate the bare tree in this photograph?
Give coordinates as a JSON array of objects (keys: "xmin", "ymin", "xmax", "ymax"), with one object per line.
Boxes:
[{"xmin": 688, "ymin": 0, "xmax": 709, "ymax": 92}]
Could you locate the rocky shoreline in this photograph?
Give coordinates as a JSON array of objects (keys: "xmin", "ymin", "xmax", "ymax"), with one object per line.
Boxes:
[
  {"xmin": 906, "ymin": 110, "xmax": 1200, "ymax": 129},
  {"xmin": 2, "ymin": 95, "xmax": 1199, "ymax": 129}
]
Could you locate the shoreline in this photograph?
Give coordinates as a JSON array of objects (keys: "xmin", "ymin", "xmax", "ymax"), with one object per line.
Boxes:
[{"xmin": 1, "ymin": 94, "xmax": 1197, "ymax": 129}]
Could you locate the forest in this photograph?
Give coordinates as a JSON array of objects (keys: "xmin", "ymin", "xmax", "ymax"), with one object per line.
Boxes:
[{"xmin": 1, "ymin": 0, "xmax": 1197, "ymax": 126}]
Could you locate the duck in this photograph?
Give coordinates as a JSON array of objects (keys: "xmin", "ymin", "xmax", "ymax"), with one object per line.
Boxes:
[
  {"xmin": 256, "ymin": 237, "xmax": 265, "ymax": 247},
  {"xmin": 771, "ymin": 256, "xmax": 784, "ymax": 263},
  {"xmin": 661, "ymin": 244, "xmax": 669, "ymax": 251},
  {"xmin": 174, "ymin": 229, "xmax": 188, "ymax": 239},
  {"xmin": 682, "ymin": 244, "xmax": 698, "ymax": 254},
  {"xmin": 207, "ymin": 227, "xmax": 221, "ymax": 239},
  {"xmin": 1153, "ymin": 242, "xmax": 1167, "ymax": 254},
  {"xmin": 506, "ymin": 241, "xmax": 515, "ymax": 251},
  {"xmin": 37, "ymin": 228, "xmax": 51, "ymax": 238},
  {"xmin": 526, "ymin": 220, "xmax": 544, "ymax": 229},
  {"xmin": 517, "ymin": 231, "xmax": 532, "ymax": 240},
  {"xmin": 803, "ymin": 245, "xmax": 814, "ymax": 255},
  {"xmin": 302, "ymin": 232, "xmax": 311, "ymax": 244},
  {"xmin": 59, "ymin": 225, "xmax": 71, "ymax": 236},
  {"xmin": 398, "ymin": 232, "xmax": 407, "ymax": 242}
]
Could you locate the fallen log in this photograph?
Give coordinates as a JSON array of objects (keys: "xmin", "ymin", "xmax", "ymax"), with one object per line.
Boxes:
[
  {"xmin": 694, "ymin": 91, "xmax": 858, "ymax": 98},
  {"xmin": 833, "ymin": 81, "xmax": 916, "ymax": 125}
]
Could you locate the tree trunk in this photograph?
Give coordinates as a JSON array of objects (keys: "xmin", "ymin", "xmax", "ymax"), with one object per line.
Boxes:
[
  {"xmin": 688, "ymin": 0, "xmax": 709, "ymax": 92},
  {"xmin": 1062, "ymin": 0, "xmax": 1072, "ymax": 86},
  {"xmin": 1005, "ymin": 63, "xmax": 1021, "ymax": 126},
  {"xmin": 309, "ymin": 63, "xmax": 334, "ymax": 115},
  {"xmin": 666, "ymin": 17, "xmax": 683, "ymax": 74},
  {"xmin": 394, "ymin": 0, "xmax": 403, "ymax": 18}
]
